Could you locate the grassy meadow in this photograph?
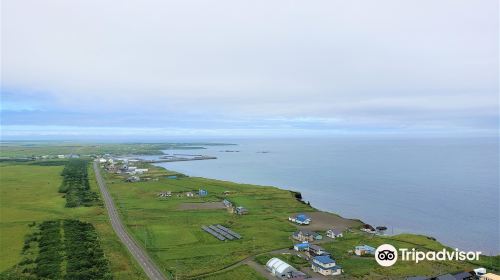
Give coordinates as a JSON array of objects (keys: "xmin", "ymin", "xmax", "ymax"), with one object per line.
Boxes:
[
  {"xmin": 0, "ymin": 161, "xmax": 147, "ymax": 280},
  {"xmin": 322, "ymin": 231, "xmax": 499, "ymax": 278},
  {"xmin": 1, "ymin": 141, "xmax": 498, "ymax": 279},
  {"xmin": 199, "ymin": 265, "xmax": 266, "ymax": 280},
  {"xmin": 103, "ymin": 163, "xmax": 499, "ymax": 279},
  {"xmin": 102, "ymin": 164, "xmax": 317, "ymax": 278}
]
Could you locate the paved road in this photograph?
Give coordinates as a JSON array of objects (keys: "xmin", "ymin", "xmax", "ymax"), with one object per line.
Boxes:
[{"xmin": 93, "ymin": 162, "xmax": 166, "ymax": 280}]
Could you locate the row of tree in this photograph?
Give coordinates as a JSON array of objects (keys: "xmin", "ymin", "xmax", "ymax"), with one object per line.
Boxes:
[
  {"xmin": 35, "ymin": 221, "xmax": 64, "ymax": 279},
  {"xmin": 59, "ymin": 159, "xmax": 99, "ymax": 207},
  {"xmin": 6, "ymin": 220, "xmax": 112, "ymax": 280},
  {"xmin": 62, "ymin": 220, "xmax": 112, "ymax": 280}
]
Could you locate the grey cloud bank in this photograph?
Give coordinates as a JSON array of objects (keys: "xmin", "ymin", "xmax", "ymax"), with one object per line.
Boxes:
[{"xmin": 1, "ymin": 0, "xmax": 498, "ymax": 138}]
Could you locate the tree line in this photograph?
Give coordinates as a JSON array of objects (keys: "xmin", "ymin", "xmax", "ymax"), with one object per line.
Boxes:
[
  {"xmin": 2, "ymin": 220, "xmax": 112, "ymax": 280},
  {"xmin": 59, "ymin": 159, "xmax": 99, "ymax": 207}
]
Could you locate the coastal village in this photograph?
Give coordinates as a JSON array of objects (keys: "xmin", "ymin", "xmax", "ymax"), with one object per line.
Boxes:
[
  {"xmin": 0, "ymin": 147, "xmax": 498, "ymax": 280},
  {"xmin": 94, "ymin": 155, "xmax": 497, "ymax": 280}
]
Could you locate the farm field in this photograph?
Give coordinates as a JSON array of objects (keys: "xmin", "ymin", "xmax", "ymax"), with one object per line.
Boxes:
[{"xmin": 0, "ymin": 160, "xmax": 147, "ymax": 280}]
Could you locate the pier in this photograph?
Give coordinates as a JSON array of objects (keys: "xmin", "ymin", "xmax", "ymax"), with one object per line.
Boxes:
[{"xmin": 142, "ymin": 155, "xmax": 217, "ymax": 163}]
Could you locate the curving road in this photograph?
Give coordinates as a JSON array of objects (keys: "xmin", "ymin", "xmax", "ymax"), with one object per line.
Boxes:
[{"xmin": 93, "ymin": 162, "xmax": 166, "ymax": 280}]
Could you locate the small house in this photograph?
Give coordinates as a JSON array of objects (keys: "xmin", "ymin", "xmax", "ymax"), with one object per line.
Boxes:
[
  {"xmin": 308, "ymin": 244, "xmax": 329, "ymax": 257},
  {"xmin": 199, "ymin": 189, "xmax": 208, "ymax": 196},
  {"xmin": 361, "ymin": 224, "xmax": 376, "ymax": 233},
  {"xmin": 158, "ymin": 191, "xmax": 172, "ymax": 198},
  {"xmin": 223, "ymin": 199, "xmax": 233, "ymax": 208},
  {"xmin": 355, "ymin": 245, "xmax": 375, "ymax": 256},
  {"xmin": 186, "ymin": 192, "xmax": 195, "ymax": 197},
  {"xmin": 474, "ymin": 268, "xmax": 486, "ymax": 276},
  {"xmin": 293, "ymin": 243, "xmax": 310, "ymax": 251},
  {"xmin": 167, "ymin": 175, "xmax": 178, "ymax": 179},
  {"xmin": 126, "ymin": 176, "xmax": 140, "ymax": 182},
  {"xmin": 311, "ymin": 256, "xmax": 342, "ymax": 276},
  {"xmin": 376, "ymin": 226, "xmax": 388, "ymax": 234},
  {"xmin": 292, "ymin": 230, "xmax": 322, "ymax": 242},
  {"xmin": 235, "ymin": 206, "xmax": 248, "ymax": 215},
  {"xmin": 135, "ymin": 168, "xmax": 148, "ymax": 174},
  {"xmin": 326, "ymin": 228, "xmax": 343, "ymax": 239},
  {"xmin": 289, "ymin": 214, "xmax": 311, "ymax": 225}
]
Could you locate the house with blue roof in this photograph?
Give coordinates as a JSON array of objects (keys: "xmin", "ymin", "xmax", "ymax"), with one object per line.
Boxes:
[
  {"xmin": 311, "ymin": 256, "xmax": 342, "ymax": 276},
  {"xmin": 293, "ymin": 243, "xmax": 310, "ymax": 251},
  {"xmin": 199, "ymin": 189, "xmax": 208, "ymax": 196},
  {"xmin": 355, "ymin": 245, "xmax": 376, "ymax": 256},
  {"xmin": 288, "ymin": 213, "xmax": 311, "ymax": 225}
]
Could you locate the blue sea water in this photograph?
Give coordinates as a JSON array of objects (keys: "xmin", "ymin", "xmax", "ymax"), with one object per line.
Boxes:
[{"xmin": 153, "ymin": 137, "xmax": 499, "ymax": 254}]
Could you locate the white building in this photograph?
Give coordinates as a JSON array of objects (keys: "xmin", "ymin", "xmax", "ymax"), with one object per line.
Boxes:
[
  {"xmin": 326, "ymin": 228, "xmax": 343, "ymax": 239},
  {"xmin": 128, "ymin": 166, "xmax": 137, "ymax": 171},
  {"xmin": 474, "ymin": 268, "xmax": 487, "ymax": 276},
  {"xmin": 266, "ymin": 258, "xmax": 297, "ymax": 278},
  {"xmin": 311, "ymin": 256, "xmax": 342, "ymax": 276}
]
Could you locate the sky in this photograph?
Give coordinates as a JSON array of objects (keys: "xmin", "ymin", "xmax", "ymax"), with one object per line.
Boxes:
[{"xmin": 1, "ymin": 0, "xmax": 498, "ymax": 140}]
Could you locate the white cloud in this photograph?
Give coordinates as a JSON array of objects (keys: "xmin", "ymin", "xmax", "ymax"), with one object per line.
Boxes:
[{"xmin": 1, "ymin": 0, "xmax": 498, "ymax": 136}]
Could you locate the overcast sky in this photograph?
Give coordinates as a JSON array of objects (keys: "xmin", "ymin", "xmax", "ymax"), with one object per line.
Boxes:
[{"xmin": 1, "ymin": 0, "xmax": 498, "ymax": 139}]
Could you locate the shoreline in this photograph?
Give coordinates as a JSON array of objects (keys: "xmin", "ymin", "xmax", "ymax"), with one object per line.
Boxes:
[{"xmin": 149, "ymin": 162, "xmax": 497, "ymax": 257}]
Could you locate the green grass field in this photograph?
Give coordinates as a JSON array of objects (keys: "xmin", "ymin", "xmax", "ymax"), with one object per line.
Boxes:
[
  {"xmin": 1, "ymin": 151, "xmax": 498, "ymax": 279},
  {"xmin": 0, "ymin": 161, "xmax": 147, "ymax": 280},
  {"xmin": 322, "ymin": 231, "xmax": 499, "ymax": 278},
  {"xmin": 102, "ymin": 164, "xmax": 317, "ymax": 278},
  {"xmin": 199, "ymin": 265, "xmax": 266, "ymax": 280},
  {"xmin": 103, "ymin": 163, "xmax": 499, "ymax": 279}
]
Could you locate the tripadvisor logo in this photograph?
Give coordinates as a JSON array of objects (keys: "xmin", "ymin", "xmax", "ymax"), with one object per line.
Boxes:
[
  {"xmin": 375, "ymin": 244, "xmax": 482, "ymax": 267},
  {"xmin": 375, "ymin": 244, "xmax": 398, "ymax": 267}
]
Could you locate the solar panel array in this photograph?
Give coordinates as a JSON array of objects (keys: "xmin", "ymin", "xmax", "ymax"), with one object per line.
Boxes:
[
  {"xmin": 209, "ymin": 225, "xmax": 234, "ymax": 240},
  {"xmin": 201, "ymin": 226, "xmax": 225, "ymax": 241},
  {"xmin": 201, "ymin": 224, "xmax": 242, "ymax": 241},
  {"xmin": 215, "ymin": 224, "xmax": 242, "ymax": 239}
]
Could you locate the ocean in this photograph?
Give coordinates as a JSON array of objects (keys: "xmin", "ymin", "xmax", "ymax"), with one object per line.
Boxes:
[{"xmin": 152, "ymin": 137, "xmax": 499, "ymax": 254}]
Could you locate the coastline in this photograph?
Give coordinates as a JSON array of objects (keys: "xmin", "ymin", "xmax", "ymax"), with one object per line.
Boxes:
[
  {"xmin": 150, "ymin": 162, "xmax": 495, "ymax": 257},
  {"xmin": 147, "ymin": 138, "xmax": 499, "ymax": 256}
]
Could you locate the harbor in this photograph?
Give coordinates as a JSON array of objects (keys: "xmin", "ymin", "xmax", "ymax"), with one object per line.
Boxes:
[{"xmin": 141, "ymin": 154, "xmax": 217, "ymax": 163}]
